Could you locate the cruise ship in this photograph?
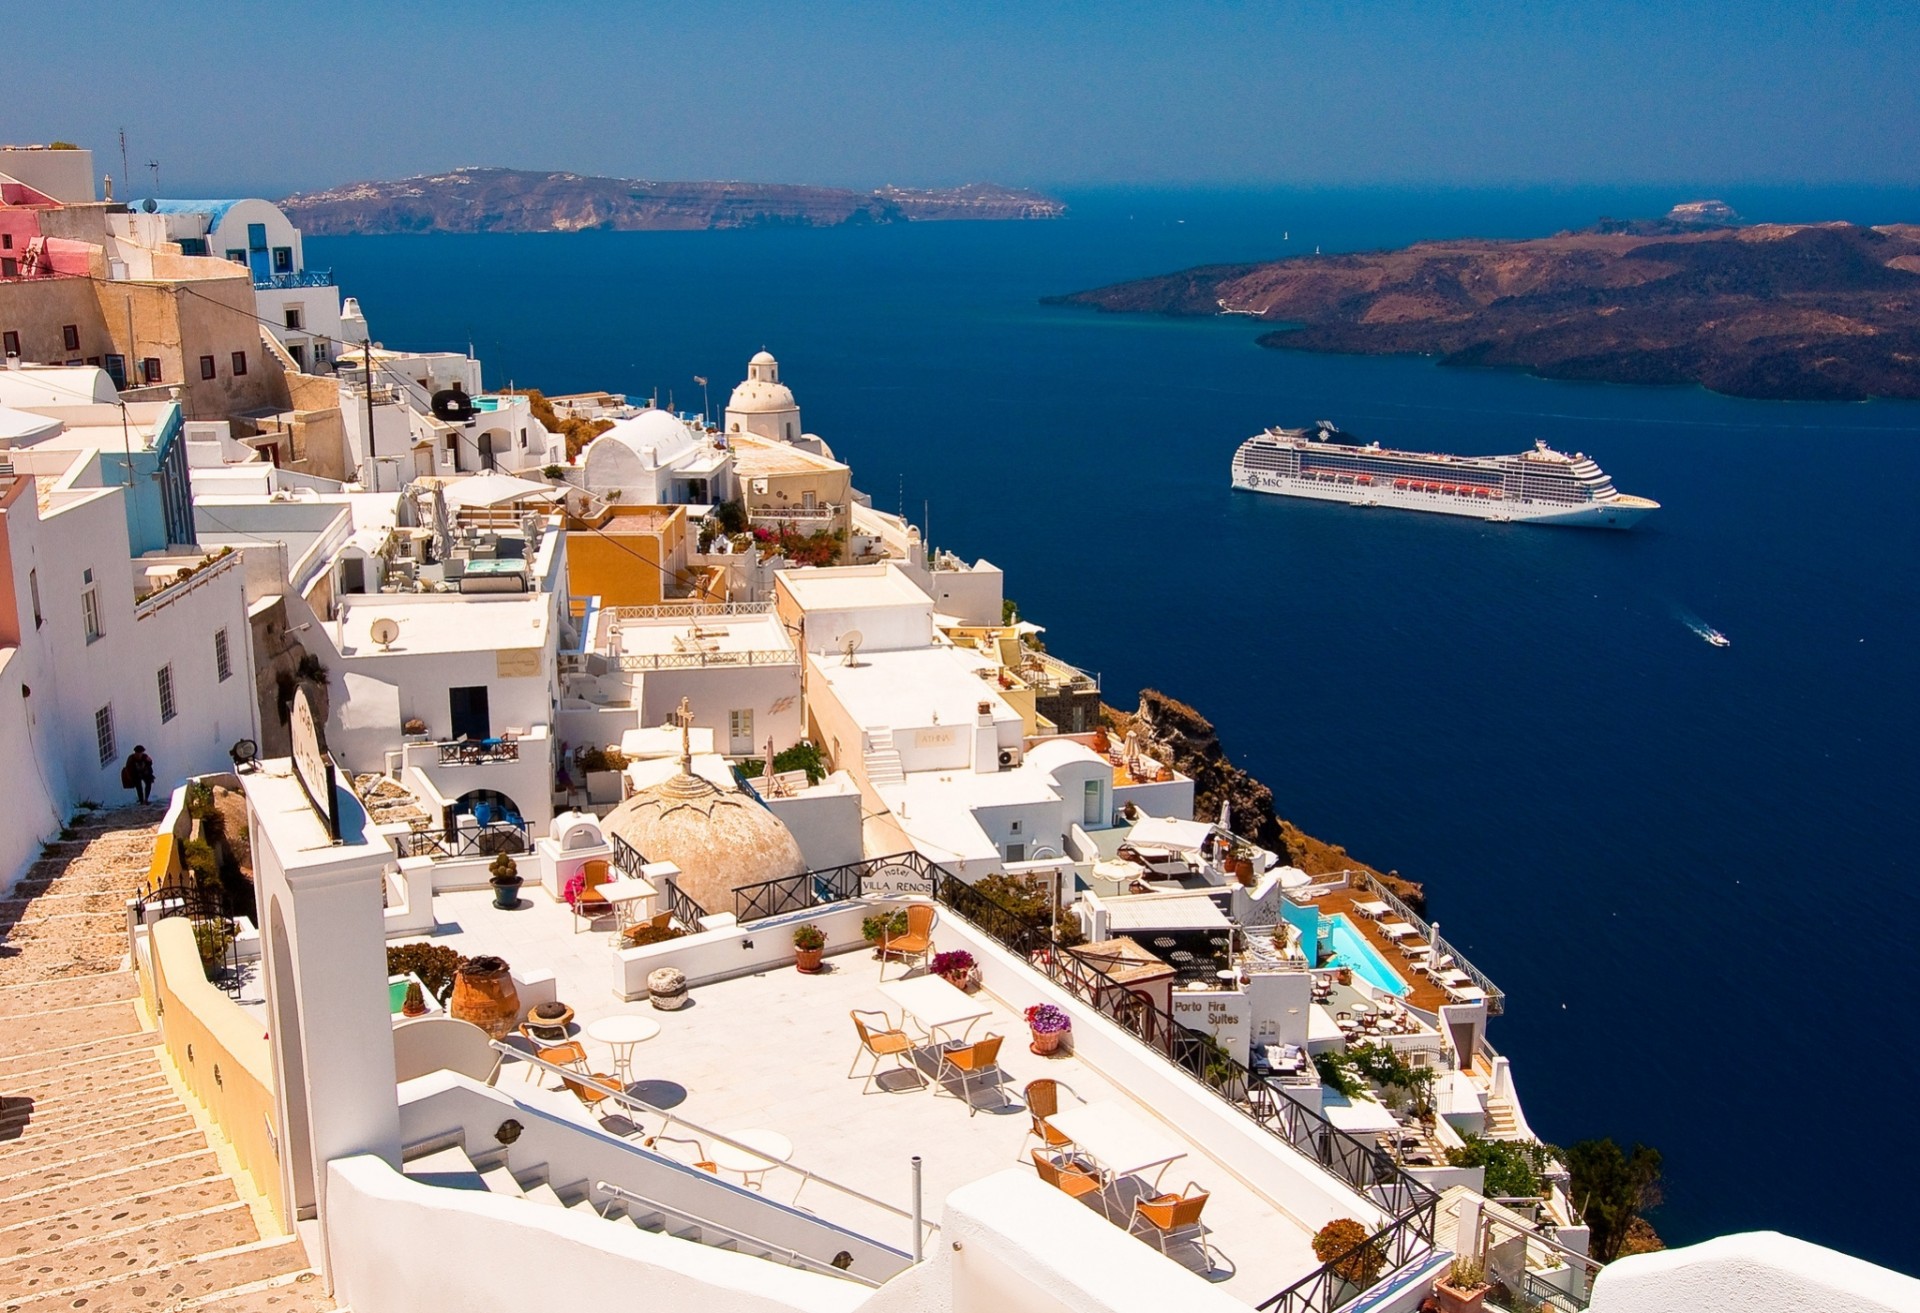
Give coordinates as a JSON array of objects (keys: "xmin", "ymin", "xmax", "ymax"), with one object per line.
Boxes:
[{"xmin": 1231, "ymin": 420, "xmax": 1659, "ymax": 528}]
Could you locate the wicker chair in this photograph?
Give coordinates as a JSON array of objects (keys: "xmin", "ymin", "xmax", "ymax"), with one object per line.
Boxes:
[
  {"xmin": 848, "ymin": 1009, "xmax": 918, "ymax": 1094},
  {"xmin": 1031, "ymin": 1150, "xmax": 1112, "ymax": 1218},
  {"xmin": 515, "ymin": 1023, "xmax": 588, "ymax": 1083},
  {"xmin": 878, "ymin": 902, "xmax": 937, "ymax": 980},
  {"xmin": 933, "ymin": 1033, "xmax": 1007, "ymax": 1115},
  {"xmin": 572, "ymin": 859, "xmax": 614, "ymax": 933},
  {"xmin": 1017, "ymin": 1078, "xmax": 1083, "ymax": 1163},
  {"xmin": 1130, "ymin": 1183, "xmax": 1215, "ymax": 1268}
]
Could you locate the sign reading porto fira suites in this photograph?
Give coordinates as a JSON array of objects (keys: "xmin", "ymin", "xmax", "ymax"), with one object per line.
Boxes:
[{"xmin": 289, "ymin": 682, "xmax": 341, "ymax": 841}]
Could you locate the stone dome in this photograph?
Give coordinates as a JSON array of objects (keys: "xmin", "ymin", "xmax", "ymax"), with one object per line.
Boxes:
[
  {"xmin": 604, "ymin": 761, "xmax": 806, "ymax": 916},
  {"xmin": 727, "ymin": 376, "xmax": 798, "ymax": 414},
  {"xmin": 749, "ymin": 349, "xmax": 777, "ymax": 366}
]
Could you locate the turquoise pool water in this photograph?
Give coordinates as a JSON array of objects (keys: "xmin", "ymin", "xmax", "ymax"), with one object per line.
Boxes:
[{"xmin": 1324, "ymin": 913, "xmax": 1411, "ymax": 997}]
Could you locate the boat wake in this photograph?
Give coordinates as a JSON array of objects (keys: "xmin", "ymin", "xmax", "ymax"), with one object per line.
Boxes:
[{"xmin": 1676, "ymin": 607, "xmax": 1730, "ymax": 648}]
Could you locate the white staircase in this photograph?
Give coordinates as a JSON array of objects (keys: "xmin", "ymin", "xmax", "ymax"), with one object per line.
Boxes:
[
  {"xmin": 401, "ymin": 1138, "xmax": 789, "ymax": 1265},
  {"xmin": 862, "ymin": 727, "xmax": 905, "ymax": 787},
  {"xmin": 1484, "ymin": 1095, "xmax": 1522, "ymax": 1139}
]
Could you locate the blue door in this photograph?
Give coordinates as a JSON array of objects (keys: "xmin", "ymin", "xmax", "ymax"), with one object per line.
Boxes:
[{"xmin": 246, "ymin": 222, "xmax": 270, "ymax": 285}]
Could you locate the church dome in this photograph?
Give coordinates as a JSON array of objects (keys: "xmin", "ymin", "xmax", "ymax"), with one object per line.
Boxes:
[
  {"xmin": 749, "ymin": 350, "xmax": 777, "ymax": 366},
  {"xmin": 726, "ymin": 377, "xmax": 798, "ymax": 414},
  {"xmin": 604, "ymin": 760, "xmax": 806, "ymax": 916}
]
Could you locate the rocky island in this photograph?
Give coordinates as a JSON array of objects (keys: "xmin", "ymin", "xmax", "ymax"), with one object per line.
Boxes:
[
  {"xmin": 280, "ymin": 167, "xmax": 1063, "ymax": 235},
  {"xmin": 1050, "ymin": 205, "xmax": 1920, "ymax": 401}
]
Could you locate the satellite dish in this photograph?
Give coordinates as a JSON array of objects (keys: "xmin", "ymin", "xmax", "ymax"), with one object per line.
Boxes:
[
  {"xmin": 229, "ymin": 738, "xmax": 258, "ymax": 770},
  {"xmin": 369, "ymin": 617, "xmax": 401, "ymax": 650},
  {"xmin": 141, "ymin": 197, "xmax": 157, "ymax": 213},
  {"xmin": 840, "ymin": 629, "xmax": 864, "ymax": 666}
]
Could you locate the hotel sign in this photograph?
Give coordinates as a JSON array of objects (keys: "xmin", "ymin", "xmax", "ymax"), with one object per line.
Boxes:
[{"xmin": 289, "ymin": 682, "xmax": 341, "ymax": 841}]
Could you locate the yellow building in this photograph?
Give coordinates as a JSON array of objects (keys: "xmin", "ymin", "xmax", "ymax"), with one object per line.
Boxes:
[
  {"xmin": 565, "ymin": 504, "xmax": 691, "ymax": 607},
  {"xmin": 730, "ymin": 432, "xmax": 852, "ymax": 565}
]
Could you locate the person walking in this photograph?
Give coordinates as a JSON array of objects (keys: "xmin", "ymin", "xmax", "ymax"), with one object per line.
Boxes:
[{"xmin": 123, "ymin": 745, "xmax": 155, "ymax": 805}]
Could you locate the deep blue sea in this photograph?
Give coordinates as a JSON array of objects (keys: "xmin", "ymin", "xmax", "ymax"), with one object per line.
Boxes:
[{"xmin": 311, "ymin": 186, "xmax": 1920, "ymax": 1272}]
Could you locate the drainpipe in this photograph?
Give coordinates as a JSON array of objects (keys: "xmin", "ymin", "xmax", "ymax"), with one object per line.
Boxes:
[{"xmin": 911, "ymin": 1155, "xmax": 923, "ymax": 1263}]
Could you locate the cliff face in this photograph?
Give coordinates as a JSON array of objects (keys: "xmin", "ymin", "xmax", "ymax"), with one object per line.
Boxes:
[
  {"xmin": 280, "ymin": 168, "xmax": 1062, "ymax": 235},
  {"xmin": 1050, "ymin": 221, "xmax": 1920, "ymax": 402},
  {"xmin": 1116, "ymin": 690, "xmax": 1426, "ymax": 913}
]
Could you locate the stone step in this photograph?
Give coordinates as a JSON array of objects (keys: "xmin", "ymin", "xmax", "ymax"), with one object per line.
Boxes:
[
  {"xmin": 2, "ymin": 1152, "xmax": 225, "ymax": 1229},
  {"xmin": 2, "ymin": 1234, "xmax": 309, "ymax": 1313},
  {"xmin": 0, "ymin": 1028, "xmax": 158, "ymax": 1082},
  {"xmin": 0, "ymin": 972, "xmax": 137, "ymax": 1018},
  {"xmin": 0, "ymin": 1048, "xmax": 163, "ymax": 1102},
  {"xmin": 0, "ymin": 1130, "xmax": 209, "ymax": 1197},
  {"xmin": 0, "ymin": 1113, "xmax": 198, "ymax": 1175},
  {"xmin": 0, "ymin": 1078, "xmax": 177, "ymax": 1140},
  {"xmin": 0, "ymin": 1174, "xmax": 240, "ymax": 1255},
  {"xmin": 169, "ymin": 1268, "xmax": 338, "ymax": 1313},
  {"xmin": 0, "ymin": 1093, "xmax": 190, "ymax": 1153},
  {"xmin": 0, "ymin": 1200, "xmax": 255, "ymax": 1279},
  {"xmin": 0, "ymin": 1001, "xmax": 145, "ymax": 1061}
]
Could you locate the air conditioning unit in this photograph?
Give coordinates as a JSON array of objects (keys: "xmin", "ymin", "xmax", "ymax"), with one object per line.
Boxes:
[{"xmin": 998, "ymin": 747, "xmax": 1022, "ymax": 770}]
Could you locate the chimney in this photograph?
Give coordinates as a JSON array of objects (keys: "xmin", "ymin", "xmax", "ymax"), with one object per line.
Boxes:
[{"xmin": 971, "ymin": 700, "xmax": 997, "ymax": 775}]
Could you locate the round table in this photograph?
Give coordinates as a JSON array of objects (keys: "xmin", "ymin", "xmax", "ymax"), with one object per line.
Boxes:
[
  {"xmin": 709, "ymin": 1129, "xmax": 794, "ymax": 1190},
  {"xmin": 585, "ymin": 1014, "xmax": 661, "ymax": 1086}
]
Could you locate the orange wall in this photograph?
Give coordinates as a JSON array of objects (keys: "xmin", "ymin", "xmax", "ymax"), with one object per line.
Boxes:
[{"xmin": 565, "ymin": 506, "xmax": 686, "ymax": 607}]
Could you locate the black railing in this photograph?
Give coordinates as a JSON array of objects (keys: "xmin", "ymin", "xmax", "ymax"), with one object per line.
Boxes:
[
  {"xmin": 662, "ymin": 878, "xmax": 710, "ymax": 928},
  {"xmin": 609, "ymin": 834, "xmax": 647, "ymax": 878},
  {"xmin": 931, "ymin": 873, "xmax": 1440, "ymax": 1313},
  {"xmin": 133, "ymin": 873, "xmax": 241, "ymax": 995},
  {"xmin": 437, "ymin": 739, "xmax": 520, "ymax": 766},
  {"xmin": 391, "ymin": 820, "xmax": 529, "ymax": 861},
  {"xmin": 730, "ymin": 851, "xmax": 943, "ymax": 922}
]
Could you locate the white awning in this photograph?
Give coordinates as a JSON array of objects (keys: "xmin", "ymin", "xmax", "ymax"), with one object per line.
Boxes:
[
  {"xmin": 1102, "ymin": 892, "xmax": 1232, "ymax": 933},
  {"xmin": 1126, "ymin": 815, "xmax": 1216, "ymax": 852}
]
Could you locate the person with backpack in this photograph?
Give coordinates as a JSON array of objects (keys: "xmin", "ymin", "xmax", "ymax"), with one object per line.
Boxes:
[{"xmin": 123, "ymin": 746, "xmax": 155, "ymax": 805}]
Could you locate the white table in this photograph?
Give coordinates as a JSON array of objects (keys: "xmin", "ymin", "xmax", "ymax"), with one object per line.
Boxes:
[
  {"xmin": 879, "ymin": 975, "xmax": 990, "ymax": 1048},
  {"xmin": 1046, "ymin": 1102, "xmax": 1189, "ymax": 1189},
  {"xmin": 599, "ymin": 876, "xmax": 658, "ymax": 928},
  {"xmin": 585, "ymin": 1014, "xmax": 661, "ymax": 1085},
  {"xmin": 709, "ymin": 1129, "xmax": 794, "ymax": 1191},
  {"xmin": 1352, "ymin": 900, "xmax": 1392, "ymax": 920}
]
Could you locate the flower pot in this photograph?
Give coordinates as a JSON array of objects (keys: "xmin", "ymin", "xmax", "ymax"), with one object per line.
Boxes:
[
  {"xmin": 1030, "ymin": 1027, "xmax": 1065, "ymax": 1055},
  {"xmin": 489, "ymin": 876, "xmax": 523, "ymax": 910},
  {"xmin": 1434, "ymin": 1282, "xmax": 1489, "ymax": 1313},
  {"xmin": 795, "ymin": 947, "xmax": 824, "ymax": 974},
  {"xmin": 939, "ymin": 970, "xmax": 972, "ymax": 992},
  {"xmin": 449, "ymin": 956, "xmax": 519, "ymax": 1039}
]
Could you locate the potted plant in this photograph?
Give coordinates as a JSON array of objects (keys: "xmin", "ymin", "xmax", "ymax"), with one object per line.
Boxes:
[
  {"xmin": 1434, "ymin": 1257, "xmax": 1490, "ymax": 1313},
  {"xmin": 449, "ymin": 954, "xmax": 519, "ymax": 1039},
  {"xmin": 1230, "ymin": 843, "xmax": 1257, "ymax": 886},
  {"xmin": 487, "ymin": 852, "xmax": 524, "ymax": 910},
  {"xmin": 861, "ymin": 909, "xmax": 907, "ymax": 951},
  {"xmin": 792, "ymin": 923, "xmax": 826, "ymax": 974},
  {"xmin": 403, "ymin": 717, "xmax": 428, "ymax": 738},
  {"xmin": 931, "ymin": 949, "xmax": 977, "ymax": 992},
  {"xmin": 1312, "ymin": 1218, "xmax": 1387, "ymax": 1297},
  {"xmin": 400, "ymin": 980, "xmax": 428, "ymax": 1018},
  {"xmin": 1025, "ymin": 1003, "xmax": 1072, "ymax": 1055}
]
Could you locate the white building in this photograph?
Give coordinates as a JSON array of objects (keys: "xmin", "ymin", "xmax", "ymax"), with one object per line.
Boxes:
[{"xmin": 580, "ymin": 408, "xmax": 730, "ymax": 505}]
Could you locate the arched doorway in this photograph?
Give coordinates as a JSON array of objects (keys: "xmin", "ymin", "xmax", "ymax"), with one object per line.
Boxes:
[{"xmin": 265, "ymin": 896, "xmax": 317, "ymax": 1219}]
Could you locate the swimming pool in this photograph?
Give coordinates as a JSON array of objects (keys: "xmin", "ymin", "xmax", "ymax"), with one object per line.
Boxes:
[{"xmin": 1323, "ymin": 913, "xmax": 1411, "ymax": 997}]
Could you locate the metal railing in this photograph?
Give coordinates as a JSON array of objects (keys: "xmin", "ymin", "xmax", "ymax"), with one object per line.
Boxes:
[
  {"xmin": 730, "ymin": 851, "xmax": 944, "ymax": 922},
  {"xmin": 253, "ymin": 268, "xmax": 335, "ymax": 289},
  {"xmin": 437, "ymin": 739, "xmax": 521, "ymax": 765},
  {"xmin": 391, "ymin": 820, "xmax": 528, "ymax": 861},
  {"xmin": 592, "ymin": 1181, "xmax": 883, "ymax": 1287},
  {"xmin": 749, "ymin": 505, "xmax": 838, "ymax": 525},
  {"xmin": 1350, "ymin": 873, "xmax": 1505, "ymax": 1015},
  {"xmin": 603, "ymin": 601, "xmax": 774, "ymax": 621},
  {"xmin": 132, "ymin": 873, "xmax": 242, "ymax": 995},
  {"xmin": 615, "ymin": 647, "xmax": 794, "ymax": 671},
  {"xmin": 490, "ymin": 1044, "xmax": 930, "ymax": 1264}
]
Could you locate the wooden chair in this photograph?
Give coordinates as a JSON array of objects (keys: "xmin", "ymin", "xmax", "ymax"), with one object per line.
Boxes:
[
  {"xmin": 572, "ymin": 858, "xmax": 614, "ymax": 933},
  {"xmin": 515, "ymin": 1023, "xmax": 587, "ymax": 1083},
  {"xmin": 1031, "ymin": 1150, "xmax": 1111, "ymax": 1219},
  {"xmin": 933, "ymin": 1033, "xmax": 1007, "ymax": 1115},
  {"xmin": 1017, "ymin": 1078, "xmax": 1083, "ymax": 1163},
  {"xmin": 878, "ymin": 901, "xmax": 937, "ymax": 979},
  {"xmin": 848, "ymin": 1009, "xmax": 918, "ymax": 1094},
  {"xmin": 1130, "ymin": 1183, "xmax": 1215, "ymax": 1268},
  {"xmin": 620, "ymin": 910, "xmax": 675, "ymax": 947}
]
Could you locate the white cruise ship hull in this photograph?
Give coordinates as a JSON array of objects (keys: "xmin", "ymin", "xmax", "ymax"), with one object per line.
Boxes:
[
  {"xmin": 1231, "ymin": 471, "xmax": 1658, "ymax": 528},
  {"xmin": 1229, "ymin": 424, "xmax": 1658, "ymax": 530}
]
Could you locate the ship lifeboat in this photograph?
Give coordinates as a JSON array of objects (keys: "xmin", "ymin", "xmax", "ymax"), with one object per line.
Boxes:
[
  {"xmin": 1357, "ymin": 475, "xmax": 1374, "ymax": 485},
  {"xmin": 1439, "ymin": 484, "xmax": 1457, "ymax": 495},
  {"xmin": 1474, "ymin": 487, "xmax": 1491, "ymax": 498},
  {"xmin": 1393, "ymin": 479, "xmax": 1408, "ymax": 489}
]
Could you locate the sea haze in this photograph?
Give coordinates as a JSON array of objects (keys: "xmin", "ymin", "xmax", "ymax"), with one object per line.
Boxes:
[{"xmin": 310, "ymin": 185, "xmax": 1920, "ymax": 1273}]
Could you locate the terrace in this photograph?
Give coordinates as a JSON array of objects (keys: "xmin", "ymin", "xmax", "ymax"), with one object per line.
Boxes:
[{"xmin": 380, "ymin": 861, "xmax": 1435, "ymax": 1307}]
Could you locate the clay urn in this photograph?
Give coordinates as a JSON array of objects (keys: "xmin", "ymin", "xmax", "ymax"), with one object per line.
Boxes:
[{"xmin": 449, "ymin": 955, "xmax": 520, "ymax": 1039}]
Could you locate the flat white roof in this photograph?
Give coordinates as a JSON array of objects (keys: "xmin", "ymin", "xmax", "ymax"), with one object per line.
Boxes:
[
  {"xmin": 778, "ymin": 563, "xmax": 929, "ymax": 613},
  {"xmin": 811, "ymin": 646, "xmax": 1019, "ymax": 737},
  {"xmin": 1103, "ymin": 893, "xmax": 1233, "ymax": 934},
  {"xmin": 619, "ymin": 725, "xmax": 717, "ymax": 758},
  {"xmin": 335, "ymin": 594, "xmax": 551, "ymax": 657},
  {"xmin": 614, "ymin": 611, "xmax": 794, "ymax": 661}
]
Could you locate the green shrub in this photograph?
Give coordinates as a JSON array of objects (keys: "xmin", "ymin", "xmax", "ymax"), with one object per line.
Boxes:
[
  {"xmin": 1311, "ymin": 1217, "xmax": 1386, "ymax": 1287},
  {"xmin": 1314, "ymin": 1050, "xmax": 1364, "ymax": 1097},
  {"xmin": 194, "ymin": 919, "xmax": 236, "ymax": 976},
  {"xmin": 1446, "ymin": 1134, "xmax": 1551, "ymax": 1199},
  {"xmin": 861, "ymin": 910, "xmax": 909, "ymax": 942},
  {"xmin": 792, "ymin": 923, "xmax": 826, "ymax": 951}
]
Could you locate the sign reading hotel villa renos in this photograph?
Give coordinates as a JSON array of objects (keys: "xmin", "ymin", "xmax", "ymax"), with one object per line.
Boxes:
[{"xmin": 289, "ymin": 682, "xmax": 341, "ymax": 841}]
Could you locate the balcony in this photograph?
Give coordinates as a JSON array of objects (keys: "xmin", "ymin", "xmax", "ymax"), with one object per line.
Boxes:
[
  {"xmin": 436, "ymin": 738, "xmax": 521, "ymax": 766},
  {"xmin": 253, "ymin": 268, "xmax": 335, "ymax": 290}
]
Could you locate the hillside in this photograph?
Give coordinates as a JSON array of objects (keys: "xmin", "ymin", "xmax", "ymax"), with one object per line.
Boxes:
[
  {"xmin": 280, "ymin": 168, "xmax": 1063, "ymax": 235},
  {"xmin": 1049, "ymin": 215, "xmax": 1920, "ymax": 401}
]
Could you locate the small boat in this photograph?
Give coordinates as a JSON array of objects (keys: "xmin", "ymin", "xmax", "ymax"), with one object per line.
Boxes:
[{"xmin": 1704, "ymin": 629, "xmax": 1730, "ymax": 648}]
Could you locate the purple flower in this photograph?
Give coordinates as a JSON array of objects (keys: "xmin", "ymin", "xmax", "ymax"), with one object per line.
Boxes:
[{"xmin": 1025, "ymin": 1003, "xmax": 1072, "ymax": 1034}]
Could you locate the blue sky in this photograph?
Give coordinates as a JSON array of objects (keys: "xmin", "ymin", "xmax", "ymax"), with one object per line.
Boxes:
[{"xmin": 16, "ymin": 1, "xmax": 1920, "ymax": 195}]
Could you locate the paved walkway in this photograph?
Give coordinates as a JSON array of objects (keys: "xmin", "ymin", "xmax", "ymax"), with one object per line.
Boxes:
[{"xmin": 0, "ymin": 806, "xmax": 336, "ymax": 1313}]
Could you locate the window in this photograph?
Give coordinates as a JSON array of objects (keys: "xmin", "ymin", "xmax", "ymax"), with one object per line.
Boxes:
[
  {"xmin": 177, "ymin": 237, "xmax": 208, "ymax": 257},
  {"xmin": 140, "ymin": 358, "xmax": 161, "ymax": 383},
  {"xmin": 86, "ymin": 356, "xmax": 99, "ymax": 366},
  {"xmin": 728, "ymin": 708, "xmax": 753, "ymax": 753},
  {"xmin": 81, "ymin": 568, "xmax": 101, "ymax": 643},
  {"xmin": 230, "ymin": 351, "xmax": 247, "ymax": 376},
  {"xmin": 103, "ymin": 354, "xmax": 125, "ymax": 387},
  {"xmin": 199, "ymin": 355, "xmax": 216, "ymax": 380},
  {"xmin": 313, "ymin": 341, "xmax": 329, "ymax": 365},
  {"xmin": 94, "ymin": 705, "xmax": 115, "ymax": 765},
  {"xmin": 272, "ymin": 247, "xmax": 293, "ymax": 273},
  {"xmin": 2, "ymin": 330, "xmax": 18, "ymax": 357},
  {"xmin": 157, "ymin": 665, "xmax": 176, "ymax": 722},
  {"xmin": 289, "ymin": 344, "xmax": 306, "ymax": 369},
  {"xmin": 284, "ymin": 307, "xmax": 302, "ymax": 330},
  {"xmin": 62, "ymin": 324, "xmax": 79, "ymax": 351},
  {"xmin": 1, "ymin": 233, "xmax": 11, "ymax": 248},
  {"xmin": 214, "ymin": 627, "xmax": 232, "ymax": 681},
  {"xmin": 28, "ymin": 567, "xmax": 41, "ymax": 629},
  {"xmin": 1, "ymin": 258, "xmax": 15, "ymax": 279},
  {"xmin": 226, "ymin": 249, "xmax": 245, "ymax": 264},
  {"xmin": 1005, "ymin": 843, "xmax": 1026, "ymax": 863}
]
